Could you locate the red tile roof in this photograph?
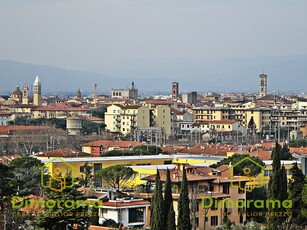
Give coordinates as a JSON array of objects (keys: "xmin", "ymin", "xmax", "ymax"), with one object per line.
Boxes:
[
  {"xmin": 290, "ymin": 147, "xmax": 307, "ymax": 155},
  {"xmin": 0, "ymin": 126, "xmax": 51, "ymax": 135},
  {"xmin": 144, "ymin": 167, "xmax": 216, "ymax": 182},
  {"xmin": 0, "ymin": 154, "xmax": 21, "ymax": 164},
  {"xmin": 180, "ymin": 143, "xmax": 238, "ymax": 155},
  {"xmin": 144, "ymin": 99, "xmax": 173, "ymax": 105},
  {"xmin": 82, "ymin": 140, "xmax": 142, "ymax": 148},
  {"xmin": 33, "ymin": 103, "xmax": 89, "ymax": 111},
  {"xmin": 37, "ymin": 148, "xmax": 92, "ymax": 158},
  {"xmin": 249, "ymin": 149, "xmax": 272, "ymax": 160},
  {"xmin": 102, "ymin": 200, "xmax": 150, "ymax": 208},
  {"xmin": 211, "ymin": 120, "xmax": 237, "ymax": 125},
  {"xmin": 171, "ymin": 108, "xmax": 185, "ymax": 115}
]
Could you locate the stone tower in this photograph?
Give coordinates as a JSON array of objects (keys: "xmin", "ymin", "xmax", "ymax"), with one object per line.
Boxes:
[
  {"xmin": 259, "ymin": 74, "xmax": 267, "ymax": 97},
  {"xmin": 77, "ymin": 89, "xmax": 81, "ymax": 99},
  {"xmin": 33, "ymin": 75, "xmax": 42, "ymax": 106},
  {"xmin": 22, "ymin": 84, "xmax": 29, "ymax": 105},
  {"xmin": 172, "ymin": 82, "xmax": 179, "ymax": 101}
]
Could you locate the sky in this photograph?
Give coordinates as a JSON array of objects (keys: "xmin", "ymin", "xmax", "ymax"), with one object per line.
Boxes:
[{"xmin": 1, "ymin": 0, "xmax": 307, "ymax": 89}]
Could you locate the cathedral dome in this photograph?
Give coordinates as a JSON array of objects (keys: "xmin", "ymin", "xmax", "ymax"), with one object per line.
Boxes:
[{"xmin": 11, "ymin": 85, "xmax": 22, "ymax": 98}]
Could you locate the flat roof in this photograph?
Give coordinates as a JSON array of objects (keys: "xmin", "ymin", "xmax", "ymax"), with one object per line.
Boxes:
[
  {"xmin": 37, "ymin": 155, "xmax": 173, "ymax": 163},
  {"xmin": 263, "ymin": 160, "xmax": 301, "ymax": 165},
  {"xmin": 173, "ymin": 154, "xmax": 226, "ymax": 161},
  {"xmin": 130, "ymin": 165, "xmax": 175, "ymax": 170}
]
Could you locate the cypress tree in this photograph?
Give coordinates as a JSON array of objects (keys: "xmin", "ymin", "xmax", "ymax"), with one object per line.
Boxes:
[
  {"xmin": 164, "ymin": 168, "xmax": 176, "ymax": 230},
  {"xmin": 289, "ymin": 162, "xmax": 307, "ymax": 226},
  {"xmin": 268, "ymin": 141, "xmax": 288, "ymax": 228},
  {"xmin": 150, "ymin": 170, "xmax": 165, "ymax": 230},
  {"xmin": 301, "ymin": 180, "xmax": 307, "ymax": 221},
  {"xmin": 178, "ymin": 168, "xmax": 192, "ymax": 230}
]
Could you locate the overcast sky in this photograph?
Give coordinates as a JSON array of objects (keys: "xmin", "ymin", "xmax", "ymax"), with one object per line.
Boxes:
[{"xmin": 1, "ymin": 0, "xmax": 307, "ymax": 75}]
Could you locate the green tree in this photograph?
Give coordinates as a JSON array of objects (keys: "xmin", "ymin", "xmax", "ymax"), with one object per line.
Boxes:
[
  {"xmin": 9, "ymin": 156, "xmax": 43, "ymax": 196},
  {"xmin": 150, "ymin": 170, "xmax": 165, "ymax": 230},
  {"xmin": 301, "ymin": 178, "xmax": 307, "ymax": 220},
  {"xmin": 133, "ymin": 145, "xmax": 162, "ymax": 155},
  {"xmin": 267, "ymin": 141, "xmax": 288, "ymax": 228},
  {"xmin": 178, "ymin": 168, "xmax": 192, "ymax": 230},
  {"xmin": 211, "ymin": 154, "xmax": 265, "ymax": 177},
  {"xmin": 79, "ymin": 162, "xmax": 93, "ymax": 188},
  {"xmin": 289, "ymin": 139, "xmax": 307, "ymax": 147},
  {"xmin": 247, "ymin": 116, "xmax": 257, "ymax": 144},
  {"xmin": 289, "ymin": 162, "xmax": 307, "ymax": 226},
  {"xmin": 87, "ymin": 109, "xmax": 105, "ymax": 119},
  {"xmin": 246, "ymin": 186, "xmax": 267, "ymax": 223},
  {"xmin": 164, "ymin": 168, "xmax": 176, "ymax": 230},
  {"xmin": 82, "ymin": 120, "xmax": 105, "ymax": 135},
  {"xmin": 281, "ymin": 143, "xmax": 292, "ymax": 160},
  {"xmin": 0, "ymin": 163, "xmax": 17, "ymax": 224},
  {"xmin": 95, "ymin": 165, "xmax": 136, "ymax": 191},
  {"xmin": 33, "ymin": 174, "xmax": 92, "ymax": 230}
]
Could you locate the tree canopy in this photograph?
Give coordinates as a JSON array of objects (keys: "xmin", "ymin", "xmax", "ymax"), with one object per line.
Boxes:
[
  {"xmin": 95, "ymin": 165, "xmax": 136, "ymax": 191},
  {"xmin": 211, "ymin": 154, "xmax": 265, "ymax": 177},
  {"xmin": 150, "ymin": 170, "xmax": 165, "ymax": 230},
  {"xmin": 177, "ymin": 168, "xmax": 192, "ymax": 230}
]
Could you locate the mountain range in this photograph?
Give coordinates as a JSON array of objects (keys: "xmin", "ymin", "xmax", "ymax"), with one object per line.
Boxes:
[{"xmin": 0, "ymin": 55, "xmax": 306, "ymax": 96}]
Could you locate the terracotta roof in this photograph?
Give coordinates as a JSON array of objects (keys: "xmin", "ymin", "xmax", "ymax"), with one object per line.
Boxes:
[
  {"xmin": 33, "ymin": 103, "xmax": 89, "ymax": 111},
  {"xmin": 144, "ymin": 100, "xmax": 173, "ymax": 105},
  {"xmin": 161, "ymin": 146, "xmax": 187, "ymax": 154},
  {"xmin": 0, "ymin": 126, "xmax": 51, "ymax": 135},
  {"xmin": 82, "ymin": 140, "xmax": 142, "ymax": 148},
  {"xmin": 37, "ymin": 148, "xmax": 92, "ymax": 158},
  {"xmin": 211, "ymin": 120, "xmax": 237, "ymax": 125},
  {"xmin": 290, "ymin": 147, "xmax": 307, "ymax": 155},
  {"xmin": 108, "ymin": 104, "xmax": 141, "ymax": 110},
  {"xmin": 216, "ymin": 165, "xmax": 230, "ymax": 172},
  {"xmin": 249, "ymin": 149, "xmax": 272, "ymax": 160},
  {"xmin": 144, "ymin": 167, "xmax": 216, "ymax": 183},
  {"xmin": 0, "ymin": 154, "xmax": 21, "ymax": 164},
  {"xmin": 102, "ymin": 200, "xmax": 150, "ymax": 208},
  {"xmin": 180, "ymin": 143, "xmax": 238, "ymax": 155},
  {"xmin": 171, "ymin": 108, "xmax": 185, "ymax": 115}
]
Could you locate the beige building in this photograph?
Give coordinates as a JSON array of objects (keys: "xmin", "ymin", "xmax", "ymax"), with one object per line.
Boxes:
[
  {"xmin": 105, "ymin": 104, "xmax": 140, "ymax": 135},
  {"xmin": 32, "ymin": 103, "xmax": 89, "ymax": 119},
  {"xmin": 105, "ymin": 104, "xmax": 172, "ymax": 136},
  {"xmin": 192, "ymin": 106, "xmax": 271, "ymax": 133}
]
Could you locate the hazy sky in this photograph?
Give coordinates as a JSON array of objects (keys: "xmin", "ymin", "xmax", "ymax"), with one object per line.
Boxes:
[{"xmin": 1, "ymin": 0, "xmax": 307, "ymax": 75}]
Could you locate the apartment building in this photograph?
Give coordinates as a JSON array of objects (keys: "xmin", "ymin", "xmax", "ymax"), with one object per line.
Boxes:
[
  {"xmin": 144, "ymin": 165, "xmax": 248, "ymax": 229},
  {"xmin": 105, "ymin": 104, "xmax": 171, "ymax": 136},
  {"xmin": 192, "ymin": 106, "xmax": 272, "ymax": 133}
]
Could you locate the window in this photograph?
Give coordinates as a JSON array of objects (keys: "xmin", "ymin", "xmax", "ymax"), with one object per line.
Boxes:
[
  {"xmin": 80, "ymin": 166, "xmax": 84, "ymax": 172},
  {"xmin": 211, "ymin": 216, "xmax": 218, "ymax": 226},
  {"xmin": 164, "ymin": 160, "xmax": 172, "ymax": 165},
  {"xmin": 238, "ymin": 187, "xmax": 245, "ymax": 194},
  {"xmin": 93, "ymin": 163, "xmax": 102, "ymax": 187},
  {"xmin": 129, "ymin": 208, "xmax": 144, "ymax": 223},
  {"xmin": 223, "ymin": 185, "xmax": 229, "ymax": 194}
]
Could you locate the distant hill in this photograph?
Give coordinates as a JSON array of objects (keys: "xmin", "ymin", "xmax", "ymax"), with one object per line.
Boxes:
[
  {"xmin": 0, "ymin": 60, "xmax": 123, "ymax": 96},
  {"xmin": 0, "ymin": 55, "xmax": 306, "ymax": 95}
]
